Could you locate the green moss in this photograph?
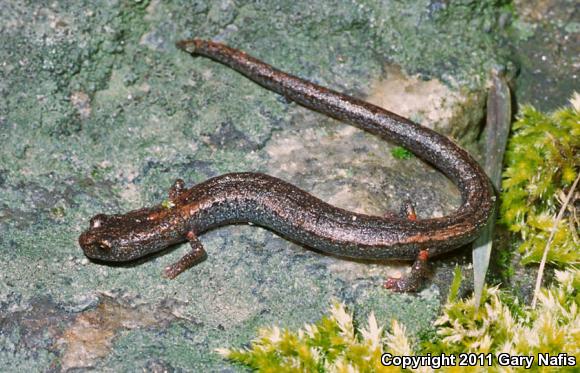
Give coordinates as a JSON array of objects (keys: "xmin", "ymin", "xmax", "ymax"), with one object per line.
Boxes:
[
  {"xmin": 217, "ymin": 301, "xmax": 413, "ymax": 372},
  {"xmin": 500, "ymin": 99, "xmax": 579, "ymax": 266},
  {"xmin": 490, "ymin": 238, "xmax": 517, "ymax": 284},
  {"xmin": 447, "ymin": 266, "xmax": 463, "ymax": 302},
  {"xmin": 390, "ymin": 146, "xmax": 414, "ymax": 160},
  {"xmin": 434, "ymin": 269, "xmax": 579, "ymax": 362},
  {"xmin": 50, "ymin": 206, "xmax": 66, "ymax": 218},
  {"xmin": 220, "ymin": 269, "xmax": 580, "ymax": 371},
  {"xmin": 161, "ymin": 199, "xmax": 175, "ymax": 209}
]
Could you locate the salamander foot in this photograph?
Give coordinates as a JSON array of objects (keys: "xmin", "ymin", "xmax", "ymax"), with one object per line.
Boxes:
[
  {"xmin": 383, "ymin": 201, "xmax": 429, "ymax": 291},
  {"xmin": 164, "ymin": 231, "xmax": 207, "ymax": 279},
  {"xmin": 399, "ymin": 199, "xmax": 417, "ymax": 221},
  {"xmin": 384, "ymin": 249, "xmax": 430, "ymax": 292}
]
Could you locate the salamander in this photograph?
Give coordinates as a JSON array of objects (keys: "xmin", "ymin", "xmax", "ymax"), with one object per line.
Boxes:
[{"xmin": 79, "ymin": 39, "xmax": 495, "ymax": 290}]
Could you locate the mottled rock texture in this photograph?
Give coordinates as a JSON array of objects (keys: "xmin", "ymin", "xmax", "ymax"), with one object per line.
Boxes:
[{"xmin": 0, "ymin": 0, "xmax": 521, "ymax": 370}]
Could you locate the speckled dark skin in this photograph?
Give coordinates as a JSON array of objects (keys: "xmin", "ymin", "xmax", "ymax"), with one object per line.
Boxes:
[{"xmin": 79, "ymin": 39, "xmax": 495, "ymax": 289}]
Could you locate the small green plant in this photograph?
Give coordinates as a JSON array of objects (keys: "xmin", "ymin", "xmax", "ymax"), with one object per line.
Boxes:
[
  {"xmin": 500, "ymin": 97, "xmax": 579, "ymax": 265},
  {"xmin": 161, "ymin": 199, "xmax": 175, "ymax": 209},
  {"xmin": 391, "ymin": 146, "xmax": 414, "ymax": 160}
]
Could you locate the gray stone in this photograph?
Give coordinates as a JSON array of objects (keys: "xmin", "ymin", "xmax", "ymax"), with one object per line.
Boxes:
[{"xmin": 0, "ymin": 0, "xmax": 518, "ymax": 370}]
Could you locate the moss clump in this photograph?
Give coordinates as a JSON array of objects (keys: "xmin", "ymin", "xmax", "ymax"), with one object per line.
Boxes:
[
  {"xmin": 500, "ymin": 98, "xmax": 579, "ymax": 265},
  {"xmin": 219, "ymin": 268, "xmax": 580, "ymax": 372},
  {"xmin": 433, "ymin": 269, "xmax": 579, "ymax": 360},
  {"xmin": 390, "ymin": 146, "xmax": 414, "ymax": 160},
  {"xmin": 217, "ymin": 302, "xmax": 412, "ymax": 372}
]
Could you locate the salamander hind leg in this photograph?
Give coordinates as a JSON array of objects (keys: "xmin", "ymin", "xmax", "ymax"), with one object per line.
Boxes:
[
  {"xmin": 164, "ymin": 231, "xmax": 207, "ymax": 279},
  {"xmin": 384, "ymin": 200, "xmax": 430, "ymax": 292},
  {"xmin": 383, "ymin": 200, "xmax": 416, "ymax": 220},
  {"xmin": 399, "ymin": 199, "xmax": 417, "ymax": 221},
  {"xmin": 384, "ymin": 249, "xmax": 430, "ymax": 292}
]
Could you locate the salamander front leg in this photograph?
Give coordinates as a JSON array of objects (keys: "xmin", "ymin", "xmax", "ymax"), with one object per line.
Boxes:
[
  {"xmin": 384, "ymin": 200, "xmax": 431, "ymax": 292},
  {"xmin": 164, "ymin": 231, "xmax": 207, "ymax": 279},
  {"xmin": 169, "ymin": 178, "xmax": 186, "ymax": 202}
]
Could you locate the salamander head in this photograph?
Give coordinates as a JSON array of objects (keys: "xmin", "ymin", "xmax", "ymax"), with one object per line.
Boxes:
[{"xmin": 79, "ymin": 207, "xmax": 183, "ymax": 262}]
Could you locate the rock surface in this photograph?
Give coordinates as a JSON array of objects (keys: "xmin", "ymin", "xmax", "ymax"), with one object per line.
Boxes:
[
  {"xmin": 0, "ymin": 0, "xmax": 518, "ymax": 370},
  {"xmin": 511, "ymin": 0, "xmax": 579, "ymax": 111}
]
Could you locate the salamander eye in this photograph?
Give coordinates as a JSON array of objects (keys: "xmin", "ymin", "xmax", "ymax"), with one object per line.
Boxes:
[{"xmin": 90, "ymin": 214, "xmax": 108, "ymax": 228}]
